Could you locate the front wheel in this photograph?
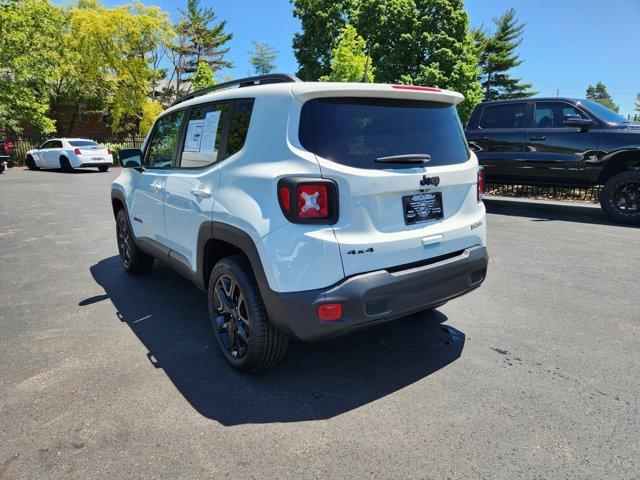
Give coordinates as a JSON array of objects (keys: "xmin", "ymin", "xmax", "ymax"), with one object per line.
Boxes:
[
  {"xmin": 208, "ymin": 255, "xmax": 288, "ymax": 372},
  {"xmin": 600, "ymin": 170, "xmax": 640, "ymax": 225},
  {"xmin": 115, "ymin": 209, "xmax": 154, "ymax": 274}
]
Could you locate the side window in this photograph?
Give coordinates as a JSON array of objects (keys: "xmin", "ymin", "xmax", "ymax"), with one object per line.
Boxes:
[
  {"xmin": 479, "ymin": 104, "xmax": 527, "ymax": 129},
  {"xmin": 226, "ymin": 99, "xmax": 254, "ymax": 158},
  {"xmin": 179, "ymin": 102, "xmax": 231, "ymax": 168},
  {"xmin": 40, "ymin": 141, "xmax": 53, "ymax": 149},
  {"xmin": 534, "ymin": 102, "xmax": 590, "ymax": 128},
  {"xmin": 145, "ymin": 110, "xmax": 185, "ymax": 168},
  {"xmin": 51, "ymin": 140, "xmax": 63, "ymax": 148}
]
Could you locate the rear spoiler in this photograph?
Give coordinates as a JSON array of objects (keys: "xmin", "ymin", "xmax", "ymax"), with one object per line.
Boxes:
[{"xmin": 290, "ymin": 82, "xmax": 464, "ymax": 105}]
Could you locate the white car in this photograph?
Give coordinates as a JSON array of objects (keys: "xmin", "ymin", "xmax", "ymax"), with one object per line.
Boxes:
[
  {"xmin": 111, "ymin": 74, "xmax": 489, "ymax": 372},
  {"xmin": 25, "ymin": 138, "xmax": 113, "ymax": 172}
]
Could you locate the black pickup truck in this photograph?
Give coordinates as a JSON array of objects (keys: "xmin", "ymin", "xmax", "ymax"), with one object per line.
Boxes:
[{"xmin": 465, "ymin": 98, "xmax": 640, "ymax": 224}]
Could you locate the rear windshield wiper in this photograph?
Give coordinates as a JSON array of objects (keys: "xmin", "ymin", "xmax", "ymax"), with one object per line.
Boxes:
[{"xmin": 375, "ymin": 154, "xmax": 431, "ymax": 165}]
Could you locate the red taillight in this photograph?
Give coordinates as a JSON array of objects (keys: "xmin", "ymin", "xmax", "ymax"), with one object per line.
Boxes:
[
  {"xmin": 477, "ymin": 167, "xmax": 485, "ymax": 202},
  {"xmin": 317, "ymin": 303, "xmax": 342, "ymax": 321},
  {"xmin": 74, "ymin": 148, "xmax": 81, "ymax": 155},
  {"xmin": 277, "ymin": 178, "xmax": 338, "ymax": 224},
  {"xmin": 297, "ymin": 184, "xmax": 329, "ymax": 219},
  {"xmin": 278, "ymin": 186, "xmax": 290, "ymax": 211},
  {"xmin": 392, "ymin": 84, "xmax": 441, "ymax": 92}
]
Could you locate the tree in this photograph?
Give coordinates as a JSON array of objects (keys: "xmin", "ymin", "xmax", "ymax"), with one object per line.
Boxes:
[
  {"xmin": 0, "ymin": 0, "xmax": 66, "ymax": 133},
  {"xmin": 634, "ymin": 92, "xmax": 640, "ymax": 114},
  {"xmin": 169, "ymin": 0, "xmax": 232, "ymax": 99},
  {"xmin": 586, "ymin": 82, "xmax": 619, "ymax": 112},
  {"xmin": 192, "ymin": 61, "xmax": 216, "ymax": 90},
  {"xmin": 320, "ymin": 25, "xmax": 373, "ymax": 82},
  {"xmin": 139, "ymin": 99, "xmax": 164, "ymax": 135},
  {"xmin": 474, "ymin": 8, "xmax": 535, "ymax": 101},
  {"xmin": 249, "ymin": 41, "xmax": 278, "ymax": 75}
]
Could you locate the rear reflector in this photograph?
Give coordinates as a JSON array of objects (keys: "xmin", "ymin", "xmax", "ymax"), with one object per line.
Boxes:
[
  {"xmin": 317, "ymin": 303, "xmax": 342, "ymax": 321},
  {"xmin": 392, "ymin": 84, "xmax": 441, "ymax": 92},
  {"xmin": 477, "ymin": 167, "xmax": 485, "ymax": 202}
]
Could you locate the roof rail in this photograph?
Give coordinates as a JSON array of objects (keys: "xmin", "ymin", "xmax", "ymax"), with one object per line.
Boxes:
[{"xmin": 171, "ymin": 73, "xmax": 302, "ymax": 107}]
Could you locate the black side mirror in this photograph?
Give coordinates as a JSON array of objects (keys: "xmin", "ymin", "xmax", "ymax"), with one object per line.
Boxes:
[
  {"xmin": 564, "ymin": 116, "xmax": 592, "ymax": 131},
  {"xmin": 119, "ymin": 148, "xmax": 143, "ymax": 170}
]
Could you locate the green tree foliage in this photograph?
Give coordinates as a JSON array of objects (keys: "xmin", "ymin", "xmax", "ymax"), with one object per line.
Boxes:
[
  {"xmin": 249, "ymin": 41, "xmax": 278, "ymax": 75},
  {"xmin": 192, "ymin": 61, "xmax": 217, "ymax": 90},
  {"xmin": 292, "ymin": 0, "xmax": 482, "ymax": 121},
  {"xmin": 474, "ymin": 8, "xmax": 535, "ymax": 101},
  {"xmin": 0, "ymin": 0, "xmax": 66, "ymax": 133},
  {"xmin": 170, "ymin": 0, "xmax": 232, "ymax": 99},
  {"xmin": 139, "ymin": 98, "xmax": 164, "ymax": 135},
  {"xmin": 586, "ymin": 82, "xmax": 619, "ymax": 112},
  {"xmin": 634, "ymin": 92, "xmax": 640, "ymax": 114},
  {"xmin": 320, "ymin": 25, "xmax": 373, "ymax": 82}
]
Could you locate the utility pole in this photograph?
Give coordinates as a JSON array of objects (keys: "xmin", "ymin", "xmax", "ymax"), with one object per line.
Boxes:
[{"xmin": 556, "ymin": 88, "xmax": 559, "ymax": 98}]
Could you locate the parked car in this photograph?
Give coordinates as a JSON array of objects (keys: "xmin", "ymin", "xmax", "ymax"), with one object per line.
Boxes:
[
  {"xmin": 465, "ymin": 98, "xmax": 640, "ymax": 224},
  {"xmin": 25, "ymin": 138, "xmax": 113, "ymax": 172},
  {"xmin": 0, "ymin": 139, "xmax": 14, "ymax": 171},
  {"xmin": 111, "ymin": 74, "xmax": 488, "ymax": 372}
]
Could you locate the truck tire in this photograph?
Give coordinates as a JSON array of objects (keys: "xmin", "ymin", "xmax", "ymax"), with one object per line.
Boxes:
[
  {"xmin": 208, "ymin": 255, "xmax": 288, "ymax": 372},
  {"xmin": 600, "ymin": 170, "xmax": 640, "ymax": 225},
  {"xmin": 115, "ymin": 209, "xmax": 154, "ymax": 274}
]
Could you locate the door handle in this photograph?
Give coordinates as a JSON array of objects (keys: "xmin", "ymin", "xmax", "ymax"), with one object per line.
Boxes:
[
  {"xmin": 529, "ymin": 136, "xmax": 546, "ymax": 141},
  {"xmin": 190, "ymin": 188, "xmax": 212, "ymax": 198}
]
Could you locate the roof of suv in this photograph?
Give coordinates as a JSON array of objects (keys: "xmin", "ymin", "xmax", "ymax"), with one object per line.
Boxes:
[{"xmin": 479, "ymin": 97, "xmax": 583, "ymax": 105}]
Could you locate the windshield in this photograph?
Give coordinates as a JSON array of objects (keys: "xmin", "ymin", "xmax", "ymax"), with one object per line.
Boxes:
[
  {"xmin": 299, "ymin": 98, "xmax": 470, "ymax": 170},
  {"xmin": 580, "ymin": 100, "xmax": 628, "ymax": 124},
  {"xmin": 69, "ymin": 140, "xmax": 100, "ymax": 147}
]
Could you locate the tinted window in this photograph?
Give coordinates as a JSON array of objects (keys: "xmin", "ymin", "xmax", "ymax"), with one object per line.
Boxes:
[
  {"xmin": 179, "ymin": 102, "xmax": 231, "ymax": 168},
  {"xmin": 40, "ymin": 141, "xmax": 54, "ymax": 149},
  {"xmin": 145, "ymin": 110, "xmax": 185, "ymax": 168},
  {"xmin": 479, "ymin": 104, "xmax": 527, "ymax": 129},
  {"xmin": 580, "ymin": 99, "xmax": 628, "ymax": 124},
  {"xmin": 69, "ymin": 140, "xmax": 100, "ymax": 147},
  {"xmin": 299, "ymin": 98, "xmax": 469, "ymax": 170},
  {"xmin": 226, "ymin": 99, "xmax": 254, "ymax": 157},
  {"xmin": 534, "ymin": 102, "xmax": 589, "ymax": 128}
]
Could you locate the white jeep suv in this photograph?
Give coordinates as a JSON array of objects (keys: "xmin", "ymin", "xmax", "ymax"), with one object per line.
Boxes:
[{"xmin": 111, "ymin": 74, "xmax": 488, "ymax": 372}]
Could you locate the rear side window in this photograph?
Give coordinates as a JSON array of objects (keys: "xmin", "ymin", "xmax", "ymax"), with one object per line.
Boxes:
[
  {"xmin": 479, "ymin": 103, "xmax": 527, "ymax": 129},
  {"xmin": 299, "ymin": 98, "xmax": 470, "ymax": 170},
  {"xmin": 226, "ymin": 99, "xmax": 254, "ymax": 157},
  {"xmin": 69, "ymin": 140, "xmax": 99, "ymax": 147}
]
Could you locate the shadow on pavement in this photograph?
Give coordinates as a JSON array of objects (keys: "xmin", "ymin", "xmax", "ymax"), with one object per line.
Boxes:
[
  {"xmin": 86, "ymin": 255, "xmax": 465, "ymax": 425},
  {"xmin": 485, "ymin": 198, "xmax": 637, "ymax": 228},
  {"xmin": 20, "ymin": 167, "xmax": 103, "ymax": 174}
]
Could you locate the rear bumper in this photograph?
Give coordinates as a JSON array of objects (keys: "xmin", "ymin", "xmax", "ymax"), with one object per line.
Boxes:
[
  {"xmin": 78, "ymin": 162, "xmax": 112, "ymax": 168},
  {"xmin": 263, "ymin": 245, "xmax": 488, "ymax": 342}
]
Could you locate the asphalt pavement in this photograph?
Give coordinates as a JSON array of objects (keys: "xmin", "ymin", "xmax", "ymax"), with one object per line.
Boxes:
[{"xmin": 0, "ymin": 167, "xmax": 638, "ymax": 479}]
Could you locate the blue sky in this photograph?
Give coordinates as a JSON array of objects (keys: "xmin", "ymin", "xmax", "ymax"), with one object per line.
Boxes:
[{"xmin": 74, "ymin": 0, "xmax": 640, "ymax": 115}]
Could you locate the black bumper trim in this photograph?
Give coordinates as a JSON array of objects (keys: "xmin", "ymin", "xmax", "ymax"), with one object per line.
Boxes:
[{"xmin": 263, "ymin": 245, "xmax": 488, "ymax": 342}]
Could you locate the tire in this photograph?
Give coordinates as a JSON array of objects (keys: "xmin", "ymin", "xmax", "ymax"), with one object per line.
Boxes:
[
  {"xmin": 60, "ymin": 156, "xmax": 73, "ymax": 173},
  {"xmin": 26, "ymin": 155, "xmax": 39, "ymax": 170},
  {"xmin": 0, "ymin": 163, "xmax": 5, "ymax": 174},
  {"xmin": 600, "ymin": 170, "xmax": 640, "ymax": 225},
  {"xmin": 98, "ymin": 166, "xmax": 109, "ymax": 172},
  {"xmin": 208, "ymin": 255, "xmax": 288, "ymax": 372},
  {"xmin": 115, "ymin": 209, "xmax": 154, "ymax": 274}
]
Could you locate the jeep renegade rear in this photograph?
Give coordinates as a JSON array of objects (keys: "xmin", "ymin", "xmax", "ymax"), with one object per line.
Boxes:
[{"xmin": 112, "ymin": 74, "xmax": 488, "ymax": 372}]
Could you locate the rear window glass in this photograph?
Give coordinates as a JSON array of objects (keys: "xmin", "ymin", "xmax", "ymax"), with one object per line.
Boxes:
[
  {"xmin": 69, "ymin": 140, "xmax": 100, "ymax": 147},
  {"xmin": 299, "ymin": 98, "xmax": 470, "ymax": 170},
  {"xmin": 479, "ymin": 103, "xmax": 527, "ymax": 129}
]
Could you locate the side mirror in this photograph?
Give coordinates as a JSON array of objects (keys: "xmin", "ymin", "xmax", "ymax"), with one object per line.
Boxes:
[
  {"xmin": 564, "ymin": 116, "xmax": 592, "ymax": 130},
  {"xmin": 119, "ymin": 148, "xmax": 143, "ymax": 169}
]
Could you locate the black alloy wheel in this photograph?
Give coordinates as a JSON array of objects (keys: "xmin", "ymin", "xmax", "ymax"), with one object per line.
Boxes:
[
  {"xmin": 213, "ymin": 272, "xmax": 251, "ymax": 359},
  {"xmin": 116, "ymin": 212, "xmax": 133, "ymax": 269},
  {"xmin": 601, "ymin": 170, "xmax": 640, "ymax": 225}
]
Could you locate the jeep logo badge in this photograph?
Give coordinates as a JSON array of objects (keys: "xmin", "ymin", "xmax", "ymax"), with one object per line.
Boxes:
[{"xmin": 420, "ymin": 175, "xmax": 440, "ymax": 187}]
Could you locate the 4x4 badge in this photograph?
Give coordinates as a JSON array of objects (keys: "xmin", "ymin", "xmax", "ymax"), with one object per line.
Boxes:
[{"xmin": 420, "ymin": 175, "xmax": 440, "ymax": 187}]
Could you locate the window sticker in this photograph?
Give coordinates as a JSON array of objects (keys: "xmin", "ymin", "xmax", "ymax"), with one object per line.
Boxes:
[
  {"xmin": 200, "ymin": 110, "xmax": 221, "ymax": 155},
  {"xmin": 184, "ymin": 120, "xmax": 205, "ymax": 152}
]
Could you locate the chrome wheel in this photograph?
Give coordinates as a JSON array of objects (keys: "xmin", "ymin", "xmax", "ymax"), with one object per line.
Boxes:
[{"xmin": 213, "ymin": 273, "xmax": 251, "ymax": 358}]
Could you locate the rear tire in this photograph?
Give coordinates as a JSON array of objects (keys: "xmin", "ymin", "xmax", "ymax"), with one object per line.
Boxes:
[
  {"xmin": 26, "ymin": 155, "xmax": 39, "ymax": 170},
  {"xmin": 115, "ymin": 209, "xmax": 154, "ymax": 274},
  {"xmin": 600, "ymin": 170, "xmax": 640, "ymax": 225},
  {"xmin": 98, "ymin": 166, "xmax": 109, "ymax": 172},
  {"xmin": 208, "ymin": 255, "xmax": 288, "ymax": 372},
  {"xmin": 60, "ymin": 156, "xmax": 73, "ymax": 173}
]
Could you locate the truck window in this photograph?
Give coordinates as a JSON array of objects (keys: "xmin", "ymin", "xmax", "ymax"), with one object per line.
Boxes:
[{"xmin": 479, "ymin": 104, "xmax": 527, "ymax": 129}]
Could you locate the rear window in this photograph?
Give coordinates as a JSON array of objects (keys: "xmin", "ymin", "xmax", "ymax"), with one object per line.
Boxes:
[
  {"xmin": 69, "ymin": 140, "xmax": 100, "ymax": 147},
  {"xmin": 299, "ymin": 98, "xmax": 470, "ymax": 170}
]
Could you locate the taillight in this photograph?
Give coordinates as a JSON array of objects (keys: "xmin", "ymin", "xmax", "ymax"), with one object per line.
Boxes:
[
  {"xmin": 477, "ymin": 167, "xmax": 485, "ymax": 202},
  {"xmin": 277, "ymin": 177, "xmax": 338, "ymax": 224},
  {"xmin": 317, "ymin": 303, "xmax": 342, "ymax": 321},
  {"xmin": 74, "ymin": 148, "xmax": 81, "ymax": 155}
]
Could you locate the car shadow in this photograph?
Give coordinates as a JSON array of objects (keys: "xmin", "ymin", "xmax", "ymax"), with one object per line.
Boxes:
[
  {"xmin": 86, "ymin": 256, "xmax": 465, "ymax": 425},
  {"xmin": 21, "ymin": 167, "xmax": 102, "ymax": 174},
  {"xmin": 485, "ymin": 198, "xmax": 638, "ymax": 228}
]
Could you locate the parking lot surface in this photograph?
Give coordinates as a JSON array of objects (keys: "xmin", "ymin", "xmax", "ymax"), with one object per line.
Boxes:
[{"xmin": 1, "ymin": 168, "xmax": 638, "ymax": 479}]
